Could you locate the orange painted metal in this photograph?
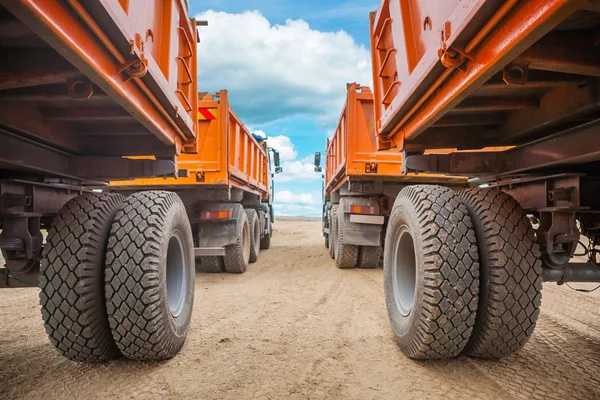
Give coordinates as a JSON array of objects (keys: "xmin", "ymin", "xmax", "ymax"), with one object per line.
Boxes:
[
  {"xmin": 325, "ymin": 84, "xmax": 465, "ymax": 195},
  {"xmin": 111, "ymin": 91, "xmax": 270, "ymax": 199},
  {"xmin": 4, "ymin": 0, "xmax": 198, "ymax": 150},
  {"xmin": 370, "ymin": 0, "xmax": 583, "ymax": 151}
]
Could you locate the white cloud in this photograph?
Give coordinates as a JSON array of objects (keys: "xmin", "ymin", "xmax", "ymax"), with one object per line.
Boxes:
[
  {"xmin": 253, "ymin": 130, "xmax": 266, "ymax": 138},
  {"xmin": 273, "ymin": 191, "xmax": 322, "ymax": 218},
  {"xmin": 274, "ymin": 203, "xmax": 321, "ymax": 218},
  {"xmin": 195, "ymin": 10, "xmax": 372, "ymax": 126},
  {"xmin": 267, "ymin": 135, "xmax": 297, "ymax": 161},
  {"xmin": 276, "ymin": 190, "xmax": 316, "ymax": 205},
  {"xmin": 263, "ymin": 136, "xmax": 320, "ymax": 183},
  {"xmin": 276, "ymin": 160, "xmax": 320, "ymax": 183}
]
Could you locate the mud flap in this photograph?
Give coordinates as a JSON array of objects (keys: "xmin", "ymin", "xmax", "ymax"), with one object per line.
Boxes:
[{"xmin": 338, "ymin": 197, "xmax": 383, "ymax": 247}]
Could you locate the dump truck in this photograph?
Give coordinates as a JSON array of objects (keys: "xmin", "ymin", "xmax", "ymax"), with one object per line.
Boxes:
[
  {"xmin": 370, "ymin": 0, "xmax": 600, "ymax": 360},
  {"xmin": 0, "ymin": 0, "xmax": 200, "ymax": 362},
  {"xmin": 111, "ymin": 91, "xmax": 279, "ymax": 274},
  {"xmin": 317, "ymin": 83, "xmax": 465, "ymax": 269}
]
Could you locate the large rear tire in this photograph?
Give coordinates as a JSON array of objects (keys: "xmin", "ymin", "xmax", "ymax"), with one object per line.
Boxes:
[
  {"xmin": 358, "ymin": 245, "xmax": 382, "ymax": 269},
  {"xmin": 40, "ymin": 193, "xmax": 124, "ymax": 362},
  {"xmin": 384, "ymin": 185, "xmax": 479, "ymax": 359},
  {"xmin": 246, "ymin": 209, "xmax": 260, "ymax": 263},
  {"xmin": 200, "ymin": 256, "xmax": 225, "ymax": 273},
  {"xmin": 105, "ymin": 191, "xmax": 195, "ymax": 361},
  {"xmin": 224, "ymin": 210, "xmax": 250, "ymax": 274},
  {"xmin": 458, "ymin": 189, "xmax": 542, "ymax": 358},
  {"xmin": 335, "ymin": 207, "xmax": 359, "ymax": 269}
]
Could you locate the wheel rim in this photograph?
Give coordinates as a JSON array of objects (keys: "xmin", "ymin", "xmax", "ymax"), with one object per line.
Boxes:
[
  {"xmin": 252, "ymin": 216, "xmax": 260, "ymax": 251},
  {"xmin": 392, "ymin": 225, "xmax": 417, "ymax": 317},
  {"xmin": 166, "ymin": 229, "xmax": 187, "ymax": 318},
  {"xmin": 242, "ymin": 220, "xmax": 250, "ymax": 263}
]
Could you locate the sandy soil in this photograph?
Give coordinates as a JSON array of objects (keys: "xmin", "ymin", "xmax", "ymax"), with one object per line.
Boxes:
[{"xmin": 1, "ymin": 219, "xmax": 599, "ymax": 400}]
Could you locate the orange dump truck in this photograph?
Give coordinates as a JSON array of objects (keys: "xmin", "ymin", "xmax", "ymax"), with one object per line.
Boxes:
[
  {"xmin": 369, "ymin": 0, "xmax": 600, "ymax": 360},
  {"xmin": 111, "ymin": 91, "xmax": 279, "ymax": 274},
  {"xmin": 0, "ymin": 1, "xmax": 200, "ymax": 362},
  {"xmin": 318, "ymin": 83, "xmax": 464, "ymax": 269}
]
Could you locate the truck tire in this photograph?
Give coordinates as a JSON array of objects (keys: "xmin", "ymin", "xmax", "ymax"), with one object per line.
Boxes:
[
  {"xmin": 384, "ymin": 185, "xmax": 479, "ymax": 359},
  {"xmin": 105, "ymin": 191, "xmax": 194, "ymax": 361},
  {"xmin": 329, "ymin": 205, "xmax": 338, "ymax": 259},
  {"xmin": 335, "ymin": 207, "xmax": 359, "ymax": 269},
  {"xmin": 246, "ymin": 209, "xmax": 260, "ymax": 263},
  {"xmin": 324, "ymin": 204, "xmax": 330, "ymax": 249},
  {"xmin": 200, "ymin": 256, "xmax": 225, "ymax": 273},
  {"xmin": 260, "ymin": 216, "xmax": 272, "ymax": 250},
  {"xmin": 40, "ymin": 193, "xmax": 124, "ymax": 362},
  {"xmin": 224, "ymin": 210, "xmax": 250, "ymax": 273},
  {"xmin": 458, "ymin": 189, "xmax": 543, "ymax": 358},
  {"xmin": 358, "ymin": 245, "xmax": 382, "ymax": 269}
]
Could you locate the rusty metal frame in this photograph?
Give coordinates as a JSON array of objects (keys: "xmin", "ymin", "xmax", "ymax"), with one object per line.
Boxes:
[
  {"xmin": 3, "ymin": 0, "xmax": 197, "ymax": 152},
  {"xmin": 372, "ymin": 0, "xmax": 583, "ymax": 150},
  {"xmin": 1, "ymin": 130, "xmax": 176, "ymax": 181},
  {"xmin": 404, "ymin": 118, "xmax": 600, "ymax": 178}
]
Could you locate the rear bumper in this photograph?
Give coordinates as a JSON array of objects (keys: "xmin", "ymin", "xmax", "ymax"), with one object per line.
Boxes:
[{"xmin": 349, "ymin": 214, "xmax": 385, "ymax": 225}]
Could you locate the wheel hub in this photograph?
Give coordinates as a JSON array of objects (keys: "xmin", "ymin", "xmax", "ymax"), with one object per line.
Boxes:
[
  {"xmin": 166, "ymin": 229, "xmax": 188, "ymax": 318},
  {"xmin": 392, "ymin": 225, "xmax": 417, "ymax": 317}
]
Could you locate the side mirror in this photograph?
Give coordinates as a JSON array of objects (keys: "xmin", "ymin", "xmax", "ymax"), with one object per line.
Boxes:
[
  {"xmin": 314, "ymin": 151, "xmax": 322, "ymax": 173},
  {"xmin": 273, "ymin": 150, "xmax": 281, "ymax": 167},
  {"xmin": 275, "ymin": 166, "xmax": 283, "ymax": 174}
]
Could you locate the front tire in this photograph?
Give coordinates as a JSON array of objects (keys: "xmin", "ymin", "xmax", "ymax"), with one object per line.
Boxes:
[
  {"xmin": 246, "ymin": 209, "xmax": 260, "ymax": 263},
  {"xmin": 328, "ymin": 205, "xmax": 338, "ymax": 259},
  {"xmin": 260, "ymin": 214, "xmax": 272, "ymax": 250},
  {"xmin": 105, "ymin": 191, "xmax": 195, "ymax": 361},
  {"xmin": 384, "ymin": 185, "xmax": 479, "ymax": 359}
]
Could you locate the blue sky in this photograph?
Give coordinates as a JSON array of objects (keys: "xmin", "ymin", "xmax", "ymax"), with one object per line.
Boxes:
[
  {"xmin": 189, "ymin": 1, "xmax": 375, "ymax": 45},
  {"xmin": 191, "ymin": 1, "xmax": 378, "ymax": 216}
]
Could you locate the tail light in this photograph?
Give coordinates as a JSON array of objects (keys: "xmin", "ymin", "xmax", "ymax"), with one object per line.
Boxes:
[
  {"xmin": 350, "ymin": 205, "xmax": 379, "ymax": 215},
  {"xmin": 200, "ymin": 210, "xmax": 232, "ymax": 220}
]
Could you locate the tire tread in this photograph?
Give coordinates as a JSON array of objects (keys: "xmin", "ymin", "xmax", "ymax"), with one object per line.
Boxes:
[
  {"xmin": 40, "ymin": 193, "xmax": 123, "ymax": 362},
  {"xmin": 458, "ymin": 189, "xmax": 542, "ymax": 358}
]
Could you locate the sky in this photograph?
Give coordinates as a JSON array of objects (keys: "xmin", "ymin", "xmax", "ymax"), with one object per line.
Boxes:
[{"xmin": 190, "ymin": 0, "xmax": 379, "ymax": 217}]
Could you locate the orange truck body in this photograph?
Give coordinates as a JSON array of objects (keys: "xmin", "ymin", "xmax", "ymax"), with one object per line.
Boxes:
[
  {"xmin": 111, "ymin": 91, "xmax": 270, "ymax": 199},
  {"xmin": 369, "ymin": 0, "xmax": 600, "ymax": 157},
  {"xmin": 325, "ymin": 83, "xmax": 465, "ymax": 195},
  {"xmin": 1, "ymin": 0, "xmax": 198, "ymax": 182}
]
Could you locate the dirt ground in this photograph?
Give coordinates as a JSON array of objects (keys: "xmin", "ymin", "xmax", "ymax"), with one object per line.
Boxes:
[{"xmin": 1, "ymin": 218, "xmax": 600, "ymax": 400}]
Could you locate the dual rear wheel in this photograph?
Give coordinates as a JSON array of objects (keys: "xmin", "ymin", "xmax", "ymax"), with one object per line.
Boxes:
[
  {"xmin": 199, "ymin": 207, "xmax": 266, "ymax": 274},
  {"xmin": 40, "ymin": 191, "xmax": 195, "ymax": 362},
  {"xmin": 329, "ymin": 205, "xmax": 382, "ymax": 269},
  {"xmin": 384, "ymin": 185, "xmax": 542, "ymax": 359}
]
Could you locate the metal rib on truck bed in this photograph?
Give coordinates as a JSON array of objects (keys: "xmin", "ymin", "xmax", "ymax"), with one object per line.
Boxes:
[{"xmin": 0, "ymin": 0, "xmax": 198, "ymax": 182}]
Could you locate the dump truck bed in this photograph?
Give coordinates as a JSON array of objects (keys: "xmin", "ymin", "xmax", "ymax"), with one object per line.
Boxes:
[
  {"xmin": 370, "ymin": 0, "xmax": 600, "ymax": 173},
  {"xmin": 325, "ymin": 83, "xmax": 464, "ymax": 194},
  {"xmin": 0, "ymin": 0, "xmax": 198, "ymax": 182},
  {"xmin": 111, "ymin": 91, "xmax": 270, "ymax": 199}
]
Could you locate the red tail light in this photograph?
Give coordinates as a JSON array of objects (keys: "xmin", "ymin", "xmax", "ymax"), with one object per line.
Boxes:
[
  {"xmin": 350, "ymin": 205, "xmax": 379, "ymax": 215},
  {"xmin": 200, "ymin": 210, "xmax": 232, "ymax": 220}
]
